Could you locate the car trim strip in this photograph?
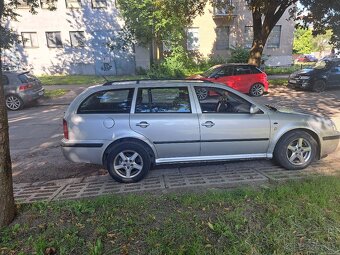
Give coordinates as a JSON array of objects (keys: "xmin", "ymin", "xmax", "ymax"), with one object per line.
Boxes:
[
  {"xmin": 323, "ymin": 135, "xmax": 340, "ymax": 141},
  {"xmin": 62, "ymin": 143, "xmax": 104, "ymax": 148},
  {"xmin": 154, "ymin": 138, "xmax": 269, "ymax": 145}
]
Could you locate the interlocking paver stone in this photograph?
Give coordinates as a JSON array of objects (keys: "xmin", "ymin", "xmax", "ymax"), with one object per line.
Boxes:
[{"xmin": 13, "ymin": 159, "xmax": 340, "ymax": 204}]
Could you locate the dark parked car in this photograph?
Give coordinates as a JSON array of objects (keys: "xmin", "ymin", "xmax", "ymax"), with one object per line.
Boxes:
[
  {"xmin": 288, "ymin": 58, "xmax": 340, "ymax": 92},
  {"xmin": 1, "ymin": 71, "xmax": 45, "ymax": 110}
]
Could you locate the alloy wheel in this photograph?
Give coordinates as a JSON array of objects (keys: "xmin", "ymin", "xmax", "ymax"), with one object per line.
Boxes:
[
  {"xmin": 6, "ymin": 96, "xmax": 22, "ymax": 110},
  {"xmin": 113, "ymin": 150, "xmax": 144, "ymax": 179},
  {"xmin": 196, "ymin": 88, "xmax": 208, "ymax": 100},
  {"xmin": 250, "ymin": 83, "xmax": 264, "ymax": 97},
  {"xmin": 286, "ymin": 138, "xmax": 312, "ymax": 166}
]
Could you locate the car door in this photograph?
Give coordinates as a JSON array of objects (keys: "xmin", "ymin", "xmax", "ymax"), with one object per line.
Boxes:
[
  {"xmin": 328, "ymin": 62, "xmax": 340, "ymax": 86},
  {"xmin": 231, "ymin": 65, "xmax": 255, "ymax": 93},
  {"xmin": 1, "ymin": 74, "xmax": 10, "ymax": 96},
  {"xmin": 130, "ymin": 86, "xmax": 200, "ymax": 160},
  {"xmin": 193, "ymin": 86, "xmax": 271, "ymax": 157},
  {"xmin": 210, "ymin": 66, "xmax": 234, "ymax": 87}
]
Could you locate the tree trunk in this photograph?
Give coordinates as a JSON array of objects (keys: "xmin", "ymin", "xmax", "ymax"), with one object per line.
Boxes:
[
  {"xmin": 0, "ymin": 46, "xmax": 16, "ymax": 228},
  {"xmin": 248, "ymin": 9, "xmax": 265, "ymax": 67}
]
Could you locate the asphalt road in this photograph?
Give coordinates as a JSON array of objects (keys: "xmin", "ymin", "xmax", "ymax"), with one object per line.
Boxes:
[{"xmin": 8, "ymin": 86, "xmax": 340, "ymax": 184}]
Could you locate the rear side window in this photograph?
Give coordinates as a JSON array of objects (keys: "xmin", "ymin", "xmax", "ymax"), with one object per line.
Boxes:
[
  {"xmin": 1, "ymin": 75, "xmax": 9, "ymax": 86},
  {"xmin": 135, "ymin": 87, "xmax": 191, "ymax": 113},
  {"xmin": 234, "ymin": 66, "xmax": 252, "ymax": 75},
  {"xmin": 251, "ymin": 66, "xmax": 262, "ymax": 74},
  {"xmin": 78, "ymin": 89, "xmax": 134, "ymax": 114},
  {"xmin": 18, "ymin": 73, "xmax": 36, "ymax": 83}
]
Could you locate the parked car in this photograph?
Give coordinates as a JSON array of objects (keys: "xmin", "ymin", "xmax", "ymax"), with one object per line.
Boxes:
[
  {"xmin": 296, "ymin": 54, "xmax": 318, "ymax": 63},
  {"xmin": 61, "ymin": 79, "xmax": 339, "ymax": 183},
  {"xmin": 188, "ymin": 64, "xmax": 269, "ymax": 97},
  {"xmin": 288, "ymin": 58, "xmax": 340, "ymax": 92},
  {"xmin": 1, "ymin": 71, "xmax": 45, "ymax": 110}
]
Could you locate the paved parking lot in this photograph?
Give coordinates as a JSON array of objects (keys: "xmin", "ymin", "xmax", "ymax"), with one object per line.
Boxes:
[{"xmin": 9, "ymin": 85, "xmax": 340, "ymax": 202}]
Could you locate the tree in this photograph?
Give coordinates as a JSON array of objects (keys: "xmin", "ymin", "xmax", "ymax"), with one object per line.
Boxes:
[
  {"xmin": 0, "ymin": 0, "xmax": 16, "ymax": 228},
  {"xmin": 297, "ymin": 0, "xmax": 340, "ymax": 50},
  {"xmin": 293, "ymin": 28, "xmax": 313, "ymax": 54},
  {"xmin": 116, "ymin": 0, "xmax": 207, "ymax": 63},
  {"xmin": 0, "ymin": 0, "xmax": 54, "ymax": 227}
]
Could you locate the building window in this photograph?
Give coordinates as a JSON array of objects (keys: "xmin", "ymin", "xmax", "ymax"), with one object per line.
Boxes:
[
  {"xmin": 244, "ymin": 26, "xmax": 253, "ymax": 49},
  {"xmin": 46, "ymin": 32, "xmax": 63, "ymax": 48},
  {"xmin": 215, "ymin": 26, "xmax": 229, "ymax": 50},
  {"xmin": 17, "ymin": 0, "xmax": 29, "ymax": 8},
  {"xmin": 21, "ymin": 32, "xmax": 39, "ymax": 48},
  {"xmin": 213, "ymin": 0, "xmax": 233, "ymax": 15},
  {"xmin": 40, "ymin": 0, "xmax": 57, "ymax": 9},
  {"xmin": 267, "ymin": 25, "xmax": 281, "ymax": 48},
  {"xmin": 187, "ymin": 28, "xmax": 199, "ymax": 51},
  {"xmin": 65, "ymin": 0, "xmax": 81, "ymax": 8},
  {"xmin": 70, "ymin": 31, "xmax": 85, "ymax": 47},
  {"xmin": 91, "ymin": 0, "xmax": 106, "ymax": 8}
]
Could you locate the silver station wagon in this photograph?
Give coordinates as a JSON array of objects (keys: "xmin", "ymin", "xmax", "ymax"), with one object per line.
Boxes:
[{"xmin": 61, "ymin": 80, "xmax": 340, "ymax": 183}]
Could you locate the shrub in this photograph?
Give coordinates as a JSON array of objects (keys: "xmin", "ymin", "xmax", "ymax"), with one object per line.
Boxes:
[{"xmin": 228, "ymin": 46, "xmax": 250, "ymax": 63}]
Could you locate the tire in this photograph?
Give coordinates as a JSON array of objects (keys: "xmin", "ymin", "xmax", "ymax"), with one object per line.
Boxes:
[
  {"xmin": 196, "ymin": 88, "xmax": 208, "ymax": 100},
  {"xmin": 5, "ymin": 95, "xmax": 23, "ymax": 111},
  {"xmin": 274, "ymin": 131, "xmax": 318, "ymax": 170},
  {"xmin": 312, "ymin": 80, "xmax": 326, "ymax": 92},
  {"xmin": 249, "ymin": 83, "xmax": 265, "ymax": 97},
  {"xmin": 106, "ymin": 142, "xmax": 151, "ymax": 183}
]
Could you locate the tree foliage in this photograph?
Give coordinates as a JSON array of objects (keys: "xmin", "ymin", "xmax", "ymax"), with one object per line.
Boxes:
[
  {"xmin": 116, "ymin": 0, "xmax": 207, "ymax": 52},
  {"xmin": 293, "ymin": 28, "xmax": 333, "ymax": 54},
  {"xmin": 297, "ymin": 0, "xmax": 340, "ymax": 49}
]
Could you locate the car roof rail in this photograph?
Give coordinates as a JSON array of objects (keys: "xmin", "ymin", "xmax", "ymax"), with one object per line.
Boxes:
[{"xmin": 102, "ymin": 78, "xmax": 214, "ymax": 86}]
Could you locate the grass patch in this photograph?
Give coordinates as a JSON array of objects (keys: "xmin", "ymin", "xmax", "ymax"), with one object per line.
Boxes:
[
  {"xmin": 265, "ymin": 63, "xmax": 315, "ymax": 75},
  {"xmin": 38, "ymin": 75, "xmax": 147, "ymax": 86},
  {"xmin": 269, "ymin": 78, "xmax": 288, "ymax": 87},
  {"xmin": 44, "ymin": 89, "xmax": 69, "ymax": 99},
  {"xmin": 1, "ymin": 176, "xmax": 339, "ymax": 254}
]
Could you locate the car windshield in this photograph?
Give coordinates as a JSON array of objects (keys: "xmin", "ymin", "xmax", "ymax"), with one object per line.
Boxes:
[
  {"xmin": 313, "ymin": 60, "xmax": 331, "ymax": 70},
  {"xmin": 202, "ymin": 66, "xmax": 220, "ymax": 78}
]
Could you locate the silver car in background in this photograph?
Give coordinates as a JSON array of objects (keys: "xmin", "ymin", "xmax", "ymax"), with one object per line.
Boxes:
[
  {"xmin": 2, "ymin": 71, "xmax": 45, "ymax": 110},
  {"xmin": 61, "ymin": 80, "xmax": 340, "ymax": 183}
]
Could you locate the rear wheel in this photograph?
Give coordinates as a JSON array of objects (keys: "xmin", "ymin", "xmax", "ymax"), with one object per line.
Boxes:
[
  {"xmin": 106, "ymin": 142, "xmax": 151, "ymax": 183},
  {"xmin": 249, "ymin": 83, "xmax": 265, "ymax": 97},
  {"xmin": 312, "ymin": 80, "xmax": 326, "ymax": 92},
  {"xmin": 274, "ymin": 131, "xmax": 317, "ymax": 170},
  {"xmin": 6, "ymin": 95, "xmax": 23, "ymax": 111}
]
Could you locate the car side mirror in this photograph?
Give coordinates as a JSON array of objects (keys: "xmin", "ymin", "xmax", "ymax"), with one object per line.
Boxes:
[{"xmin": 250, "ymin": 104, "xmax": 261, "ymax": 114}]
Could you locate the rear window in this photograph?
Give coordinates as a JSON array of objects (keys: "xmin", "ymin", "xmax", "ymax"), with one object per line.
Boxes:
[
  {"xmin": 78, "ymin": 89, "xmax": 134, "ymax": 114},
  {"xmin": 234, "ymin": 66, "xmax": 252, "ymax": 75},
  {"xmin": 1, "ymin": 75, "xmax": 9, "ymax": 86},
  {"xmin": 18, "ymin": 72, "xmax": 36, "ymax": 83}
]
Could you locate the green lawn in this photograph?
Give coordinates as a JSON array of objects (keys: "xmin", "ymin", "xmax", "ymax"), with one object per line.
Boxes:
[
  {"xmin": 268, "ymin": 78, "xmax": 288, "ymax": 87},
  {"xmin": 1, "ymin": 177, "xmax": 339, "ymax": 255},
  {"xmin": 38, "ymin": 75, "xmax": 147, "ymax": 86},
  {"xmin": 43, "ymin": 89, "xmax": 70, "ymax": 98}
]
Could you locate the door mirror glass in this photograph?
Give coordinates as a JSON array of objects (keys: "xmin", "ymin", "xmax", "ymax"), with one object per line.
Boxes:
[{"xmin": 250, "ymin": 104, "xmax": 261, "ymax": 114}]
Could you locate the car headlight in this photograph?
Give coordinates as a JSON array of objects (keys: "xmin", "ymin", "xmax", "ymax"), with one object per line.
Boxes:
[{"xmin": 299, "ymin": 75, "xmax": 310, "ymax": 80}]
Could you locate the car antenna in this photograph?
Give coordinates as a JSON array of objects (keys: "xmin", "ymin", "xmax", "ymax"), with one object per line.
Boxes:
[{"xmin": 101, "ymin": 75, "xmax": 109, "ymax": 82}]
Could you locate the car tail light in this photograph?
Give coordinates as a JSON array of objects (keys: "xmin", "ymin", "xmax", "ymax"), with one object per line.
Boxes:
[
  {"xmin": 19, "ymin": 83, "xmax": 33, "ymax": 91},
  {"xmin": 63, "ymin": 119, "xmax": 69, "ymax": 139}
]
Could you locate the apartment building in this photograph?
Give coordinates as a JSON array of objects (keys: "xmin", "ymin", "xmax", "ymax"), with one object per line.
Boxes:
[
  {"xmin": 186, "ymin": 1, "xmax": 294, "ymax": 66},
  {"xmin": 3, "ymin": 0, "xmax": 294, "ymax": 75},
  {"xmin": 3, "ymin": 0, "xmax": 150, "ymax": 75}
]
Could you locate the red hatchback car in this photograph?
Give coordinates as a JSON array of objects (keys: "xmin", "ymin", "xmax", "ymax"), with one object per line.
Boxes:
[{"xmin": 189, "ymin": 64, "xmax": 269, "ymax": 97}]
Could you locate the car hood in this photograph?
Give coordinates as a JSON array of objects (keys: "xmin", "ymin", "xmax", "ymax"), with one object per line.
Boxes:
[{"xmin": 289, "ymin": 68, "xmax": 325, "ymax": 78}]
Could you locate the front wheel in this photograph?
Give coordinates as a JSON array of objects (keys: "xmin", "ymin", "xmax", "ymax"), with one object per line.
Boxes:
[
  {"xmin": 249, "ymin": 83, "xmax": 265, "ymax": 97},
  {"xmin": 312, "ymin": 80, "xmax": 326, "ymax": 92},
  {"xmin": 274, "ymin": 131, "xmax": 318, "ymax": 170},
  {"xmin": 106, "ymin": 142, "xmax": 151, "ymax": 183}
]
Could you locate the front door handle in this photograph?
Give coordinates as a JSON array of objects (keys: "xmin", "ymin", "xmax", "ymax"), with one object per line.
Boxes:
[
  {"xmin": 202, "ymin": 121, "xmax": 215, "ymax": 128},
  {"xmin": 136, "ymin": 121, "xmax": 150, "ymax": 128}
]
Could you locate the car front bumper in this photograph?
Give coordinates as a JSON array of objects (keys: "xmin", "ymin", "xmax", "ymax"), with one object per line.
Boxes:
[{"xmin": 288, "ymin": 79, "xmax": 312, "ymax": 90}]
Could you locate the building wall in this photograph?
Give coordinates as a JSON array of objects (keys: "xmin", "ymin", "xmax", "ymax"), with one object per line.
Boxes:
[
  {"xmin": 190, "ymin": 1, "xmax": 294, "ymax": 66},
  {"xmin": 5, "ymin": 0, "xmax": 150, "ymax": 75}
]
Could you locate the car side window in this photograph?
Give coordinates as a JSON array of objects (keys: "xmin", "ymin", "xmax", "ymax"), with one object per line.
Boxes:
[
  {"xmin": 195, "ymin": 86, "xmax": 251, "ymax": 114},
  {"xmin": 217, "ymin": 66, "xmax": 234, "ymax": 76},
  {"xmin": 234, "ymin": 66, "xmax": 252, "ymax": 75},
  {"xmin": 250, "ymin": 66, "xmax": 262, "ymax": 74},
  {"xmin": 135, "ymin": 87, "xmax": 191, "ymax": 113},
  {"xmin": 1, "ymin": 75, "xmax": 9, "ymax": 86},
  {"xmin": 78, "ymin": 89, "xmax": 134, "ymax": 114}
]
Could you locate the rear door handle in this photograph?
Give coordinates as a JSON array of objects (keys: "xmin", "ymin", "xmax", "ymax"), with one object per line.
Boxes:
[
  {"xmin": 136, "ymin": 121, "xmax": 150, "ymax": 128},
  {"xmin": 202, "ymin": 121, "xmax": 215, "ymax": 128}
]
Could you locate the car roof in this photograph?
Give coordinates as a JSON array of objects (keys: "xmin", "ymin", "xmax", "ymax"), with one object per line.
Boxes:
[
  {"xmin": 102, "ymin": 79, "xmax": 213, "ymax": 86},
  {"xmin": 2, "ymin": 70, "xmax": 30, "ymax": 75}
]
